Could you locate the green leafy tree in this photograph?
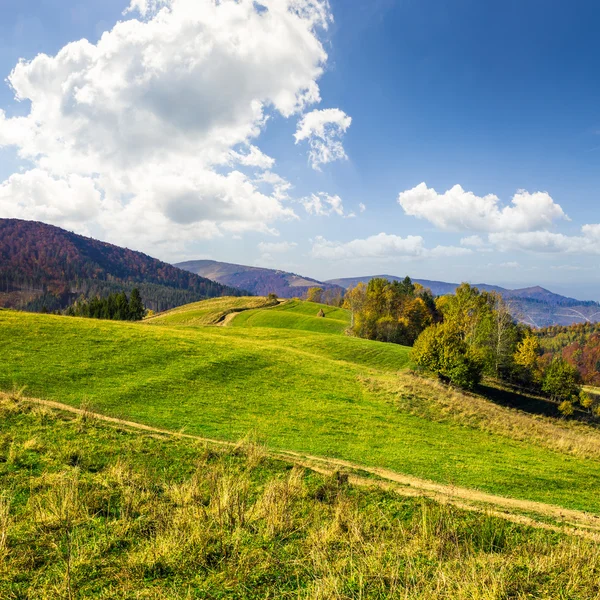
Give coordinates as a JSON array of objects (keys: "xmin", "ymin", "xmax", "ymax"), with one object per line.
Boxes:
[
  {"xmin": 542, "ymin": 358, "xmax": 582, "ymax": 415},
  {"xmin": 411, "ymin": 322, "xmax": 484, "ymax": 390}
]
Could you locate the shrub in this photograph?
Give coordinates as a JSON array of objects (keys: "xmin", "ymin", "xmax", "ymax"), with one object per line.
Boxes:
[{"xmin": 412, "ymin": 323, "xmax": 483, "ymax": 390}]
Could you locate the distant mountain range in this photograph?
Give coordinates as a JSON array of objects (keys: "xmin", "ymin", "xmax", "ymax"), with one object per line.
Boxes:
[
  {"xmin": 327, "ymin": 275, "xmax": 591, "ymax": 306},
  {"xmin": 329, "ymin": 275, "xmax": 600, "ymax": 328},
  {"xmin": 3, "ymin": 219, "xmax": 598, "ymax": 327},
  {"xmin": 0, "ymin": 219, "xmax": 242, "ymax": 313},
  {"xmin": 178, "ymin": 261, "xmax": 600, "ymax": 328},
  {"xmin": 175, "ymin": 260, "xmax": 344, "ymax": 299}
]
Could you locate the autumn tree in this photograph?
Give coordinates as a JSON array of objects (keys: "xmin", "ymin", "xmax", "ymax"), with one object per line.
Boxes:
[
  {"xmin": 306, "ymin": 287, "xmax": 323, "ymax": 303},
  {"xmin": 343, "ymin": 277, "xmax": 438, "ymax": 345},
  {"xmin": 514, "ymin": 334, "xmax": 542, "ymax": 384},
  {"xmin": 542, "ymin": 358, "xmax": 582, "ymax": 415}
]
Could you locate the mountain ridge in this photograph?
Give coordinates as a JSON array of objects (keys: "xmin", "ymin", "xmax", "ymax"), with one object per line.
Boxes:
[{"xmin": 175, "ymin": 259, "xmax": 344, "ymax": 299}]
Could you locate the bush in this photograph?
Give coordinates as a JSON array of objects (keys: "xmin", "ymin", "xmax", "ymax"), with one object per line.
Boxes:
[
  {"xmin": 412, "ymin": 323, "xmax": 483, "ymax": 390},
  {"xmin": 542, "ymin": 358, "xmax": 581, "ymax": 404}
]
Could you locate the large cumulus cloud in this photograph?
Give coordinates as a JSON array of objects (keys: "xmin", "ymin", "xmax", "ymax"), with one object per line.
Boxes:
[{"xmin": 0, "ymin": 0, "xmax": 340, "ymax": 254}]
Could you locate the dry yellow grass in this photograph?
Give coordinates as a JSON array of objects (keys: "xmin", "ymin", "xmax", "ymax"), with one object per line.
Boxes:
[
  {"xmin": 4, "ymin": 392, "xmax": 600, "ymax": 598},
  {"xmin": 363, "ymin": 371, "xmax": 600, "ymax": 460},
  {"xmin": 7, "ymin": 391, "xmax": 600, "ymax": 537}
]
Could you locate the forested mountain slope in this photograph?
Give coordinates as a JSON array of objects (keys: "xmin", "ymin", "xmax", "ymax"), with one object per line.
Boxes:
[{"xmin": 0, "ymin": 219, "xmax": 243, "ymax": 312}]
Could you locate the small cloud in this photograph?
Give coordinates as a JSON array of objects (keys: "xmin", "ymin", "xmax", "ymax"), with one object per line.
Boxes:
[
  {"xmin": 310, "ymin": 232, "xmax": 471, "ymax": 260},
  {"xmin": 359, "ymin": 202, "xmax": 366, "ymax": 213},
  {"xmin": 460, "ymin": 235, "xmax": 485, "ymax": 248},
  {"xmin": 301, "ymin": 192, "xmax": 345, "ymax": 217},
  {"xmin": 295, "ymin": 108, "xmax": 352, "ymax": 171},
  {"xmin": 398, "ymin": 183, "xmax": 567, "ymax": 233},
  {"xmin": 257, "ymin": 241, "xmax": 297, "ymax": 254}
]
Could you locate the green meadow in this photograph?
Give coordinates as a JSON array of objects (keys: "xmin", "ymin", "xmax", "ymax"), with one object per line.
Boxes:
[
  {"xmin": 3, "ymin": 299, "xmax": 600, "ymax": 516},
  {"xmin": 231, "ymin": 299, "xmax": 351, "ymax": 334}
]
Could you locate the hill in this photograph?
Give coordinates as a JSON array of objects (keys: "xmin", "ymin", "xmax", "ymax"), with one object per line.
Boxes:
[
  {"xmin": 0, "ymin": 219, "xmax": 243, "ymax": 313},
  {"xmin": 328, "ymin": 275, "xmax": 600, "ymax": 327},
  {"xmin": 231, "ymin": 299, "xmax": 351, "ymax": 334},
  {"xmin": 147, "ymin": 296, "xmax": 352, "ymax": 334},
  {"xmin": 4, "ymin": 304, "xmax": 600, "ymax": 517},
  {"xmin": 170, "ymin": 260, "xmax": 600, "ymax": 327},
  {"xmin": 175, "ymin": 259, "xmax": 344, "ymax": 299}
]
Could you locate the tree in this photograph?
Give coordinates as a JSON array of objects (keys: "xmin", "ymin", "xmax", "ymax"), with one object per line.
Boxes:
[
  {"xmin": 514, "ymin": 334, "xmax": 542, "ymax": 384},
  {"xmin": 514, "ymin": 334, "xmax": 540, "ymax": 372},
  {"xmin": 114, "ymin": 291, "xmax": 130, "ymax": 320},
  {"xmin": 128, "ymin": 288, "xmax": 145, "ymax": 321},
  {"xmin": 411, "ymin": 322, "xmax": 484, "ymax": 390},
  {"xmin": 343, "ymin": 277, "xmax": 437, "ymax": 344},
  {"xmin": 306, "ymin": 287, "xmax": 323, "ymax": 303},
  {"xmin": 542, "ymin": 358, "xmax": 581, "ymax": 416},
  {"xmin": 343, "ymin": 283, "xmax": 367, "ymax": 329}
]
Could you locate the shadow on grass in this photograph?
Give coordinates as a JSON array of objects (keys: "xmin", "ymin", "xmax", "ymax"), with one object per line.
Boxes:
[{"xmin": 476, "ymin": 383, "xmax": 561, "ymax": 417}]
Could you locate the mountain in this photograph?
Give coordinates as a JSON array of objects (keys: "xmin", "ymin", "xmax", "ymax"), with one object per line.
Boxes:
[
  {"xmin": 327, "ymin": 275, "xmax": 600, "ymax": 327},
  {"xmin": 327, "ymin": 275, "xmax": 510, "ymax": 296},
  {"xmin": 0, "ymin": 219, "xmax": 243, "ymax": 313},
  {"xmin": 175, "ymin": 259, "xmax": 344, "ymax": 299}
]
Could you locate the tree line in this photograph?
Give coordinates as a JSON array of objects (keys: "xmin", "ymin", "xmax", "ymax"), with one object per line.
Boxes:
[
  {"xmin": 65, "ymin": 289, "xmax": 146, "ymax": 321},
  {"xmin": 338, "ymin": 279, "xmax": 596, "ymax": 418}
]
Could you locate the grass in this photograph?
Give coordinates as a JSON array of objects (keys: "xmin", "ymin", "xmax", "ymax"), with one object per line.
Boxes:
[
  {"xmin": 231, "ymin": 299, "xmax": 351, "ymax": 334},
  {"xmin": 143, "ymin": 296, "xmax": 271, "ymax": 326},
  {"xmin": 2, "ymin": 393, "xmax": 600, "ymax": 599},
  {"xmin": 3, "ymin": 307, "xmax": 600, "ymax": 515}
]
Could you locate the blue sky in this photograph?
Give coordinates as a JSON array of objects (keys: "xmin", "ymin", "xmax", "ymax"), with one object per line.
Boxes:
[{"xmin": 1, "ymin": 0, "xmax": 600, "ymax": 298}]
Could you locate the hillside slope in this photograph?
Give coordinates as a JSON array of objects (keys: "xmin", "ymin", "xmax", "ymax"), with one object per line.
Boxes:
[
  {"xmin": 3, "ymin": 308, "xmax": 600, "ymax": 515},
  {"xmin": 231, "ymin": 299, "xmax": 351, "ymax": 334},
  {"xmin": 0, "ymin": 219, "xmax": 243, "ymax": 312},
  {"xmin": 175, "ymin": 259, "xmax": 343, "ymax": 298}
]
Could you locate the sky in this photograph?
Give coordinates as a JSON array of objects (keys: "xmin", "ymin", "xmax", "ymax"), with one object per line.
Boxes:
[{"xmin": 1, "ymin": 0, "xmax": 600, "ymax": 299}]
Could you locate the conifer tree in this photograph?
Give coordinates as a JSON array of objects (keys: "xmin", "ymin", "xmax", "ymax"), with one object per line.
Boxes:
[{"xmin": 128, "ymin": 288, "xmax": 145, "ymax": 321}]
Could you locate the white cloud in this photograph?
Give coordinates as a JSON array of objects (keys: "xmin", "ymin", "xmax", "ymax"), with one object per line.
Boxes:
[
  {"xmin": 499, "ymin": 261, "xmax": 520, "ymax": 268},
  {"xmin": 0, "ymin": 0, "xmax": 337, "ymax": 253},
  {"xmin": 460, "ymin": 235, "xmax": 485, "ymax": 247},
  {"xmin": 0, "ymin": 169, "xmax": 101, "ymax": 232},
  {"xmin": 257, "ymin": 241, "xmax": 297, "ymax": 254},
  {"xmin": 229, "ymin": 145, "xmax": 275, "ymax": 170},
  {"xmin": 398, "ymin": 183, "xmax": 567, "ymax": 233},
  {"xmin": 301, "ymin": 192, "xmax": 345, "ymax": 216},
  {"xmin": 310, "ymin": 232, "xmax": 471, "ymax": 260},
  {"xmin": 294, "ymin": 108, "xmax": 352, "ymax": 170},
  {"xmin": 489, "ymin": 227, "xmax": 600, "ymax": 254},
  {"xmin": 359, "ymin": 202, "xmax": 366, "ymax": 213}
]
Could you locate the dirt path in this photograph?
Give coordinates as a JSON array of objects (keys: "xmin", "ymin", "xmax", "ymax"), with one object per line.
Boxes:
[
  {"xmin": 216, "ymin": 312, "xmax": 239, "ymax": 327},
  {"xmin": 9, "ymin": 392, "xmax": 600, "ymax": 540}
]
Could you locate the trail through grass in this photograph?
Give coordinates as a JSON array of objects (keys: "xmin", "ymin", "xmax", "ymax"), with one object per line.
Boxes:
[
  {"xmin": 144, "ymin": 296, "xmax": 270, "ymax": 326},
  {"xmin": 3, "ymin": 393, "xmax": 600, "ymax": 598},
  {"xmin": 231, "ymin": 299, "xmax": 351, "ymax": 334}
]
